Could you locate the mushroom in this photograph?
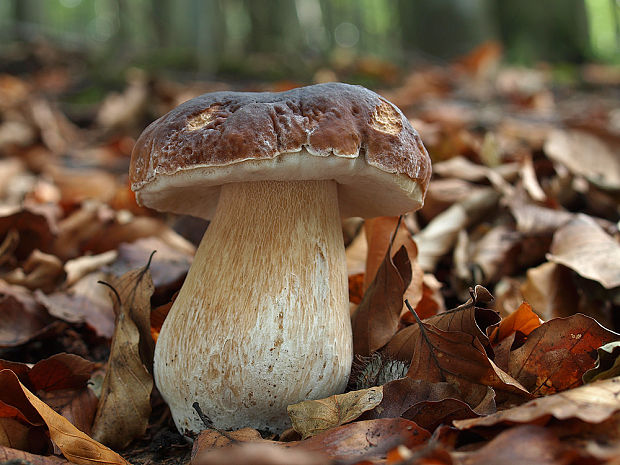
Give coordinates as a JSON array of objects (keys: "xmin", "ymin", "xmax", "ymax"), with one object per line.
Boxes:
[{"xmin": 129, "ymin": 83, "xmax": 431, "ymax": 435}]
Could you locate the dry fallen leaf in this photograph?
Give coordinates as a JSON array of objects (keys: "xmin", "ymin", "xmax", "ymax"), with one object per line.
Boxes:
[
  {"xmin": 351, "ymin": 243, "xmax": 411, "ymax": 357},
  {"xmin": 490, "ymin": 302, "xmax": 542, "ymax": 346},
  {"xmin": 453, "ymin": 376, "xmax": 620, "ymax": 430},
  {"xmin": 582, "ymin": 341, "xmax": 620, "ymax": 383},
  {"xmin": 385, "ymin": 288, "xmax": 499, "ymax": 362},
  {"xmin": 455, "ymin": 425, "xmax": 579, "ymax": 465},
  {"xmin": 36, "ymin": 271, "xmax": 116, "ymax": 339},
  {"xmin": 363, "ymin": 216, "xmax": 423, "ymax": 311},
  {"xmin": 546, "ymin": 214, "xmax": 620, "ymax": 289},
  {"xmin": 91, "ymin": 260, "xmax": 155, "ymax": 449},
  {"xmin": 288, "ymin": 418, "xmax": 430, "ymax": 463},
  {"xmin": 192, "ymin": 441, "xmax": 328, "ymax": 465},
  {"xmin": 360, "ymin": 377, "xmax": 491, "ymax": 432},
  {"xmin": 404, "ymin": 319, "xmax": 529, "ymax": 408},
  {"xmin": 287, "ymin": 387, "xmax": 383, "ymax": 439},
  {"xmin": 0, "ymin": 445, "xmax": 70, "ymax": 464},
  {"xmin": 544, "ymin": 129, "xmax": 620, "ymax": 191},
  {"xmin": 507, "ymin": 313, "xmax": 620, "ymax": 396},
  {"xmin": 0, "ymin": 369, "xmax": 128, "ymax": 465},
  {"xmin": 414, "ymin": 188, "xmax": 500, "ymax": 272},
  {"xmin": 0, "ymin": 280, "xmax": 58, "ymax": 347}
]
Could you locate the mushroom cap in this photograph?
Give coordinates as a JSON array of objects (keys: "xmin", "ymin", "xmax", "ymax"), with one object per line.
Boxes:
[{"xmin": 130, "ymin": 82, "xmax": 431, "ymax": 218}]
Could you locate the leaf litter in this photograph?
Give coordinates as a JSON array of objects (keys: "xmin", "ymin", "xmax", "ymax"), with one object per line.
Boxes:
[{"xmin": 0, "ymin": 41, "xmax": 619, "ymax": 464}]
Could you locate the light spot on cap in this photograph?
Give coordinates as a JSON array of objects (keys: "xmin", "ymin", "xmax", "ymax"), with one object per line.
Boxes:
[
  {"xmin": 186, "ymin": 104, "xmax": 223, "ymax": 131},
  {"xmin": 370, "ymin": 101, "xmax": 402, "ymax": 135}
]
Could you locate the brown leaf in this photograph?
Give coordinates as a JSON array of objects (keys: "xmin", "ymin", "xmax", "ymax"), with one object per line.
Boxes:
[
  {"xmin": 352, "ymin": 243, "xmax": 412, "ymax": 357},
  {"xmin": 546, "ymin": 214, "xmax": 620, "ymax": 289},
  {"xmin": 0, "ymin": 370, "xmax": 128, "ymax": 465},
  {"xmin": 582, "ymin": 341, "xmax": 620, "ymax": 383},
  {"xmin": 399, "ymin": 310, "xmax": 529, "ymax": 408},
  {"xmin": 0, "ymin": 354, "xmax": 98, "ymax": 436},
  {"xmin": 507, "ymin": 314, "xmax": 620, "ymax": 396},
  {"xmin": 363, "ymin": 216, "xmax": 423, "ymax": 311},
  {"xmin": 360, "ymin": 378, "xmax": 490, "ymax": 431},
  {"xmin": 490, "ymin": 302, "xmax": 542, "ymax": 346},
  {"xmin": 192, "ymin": 428, "xmax": 265, "ymax": 456},
  {"xmin": 91, "ymin": 261, "xmax": 155, "ymax": 449},
  {"xmin": 105, "ymin": 236, "xmax": 193, "ymax": 297},
  {"xmin": 456, "ymin": 425, "xmax": 578, "ymax": 465},
  {"xmin": 289, "ymin": 418, "xmax": 430, "ymax": 462},
  {"xmin": 0, "ymin": 445, "xmax": 70, "ymax": 465},
  {"xmin": 192, "ymin": 442, "xmax": 327, "ymax": 465},
  {"xmin": 468, "ymin": 224, "xmax": 522, "ymax": 285},
  {"xmin": 0, "ymin": 206, "xmax": 56, "ymax": 260},
  {"xmin": 453, "ymin": 376, "xmax": 620, "ymax": 430},
  {"xmin": 0, "ymin": 282, "xmax": 58, "ymax": 348},
  {"xmin": 35, "ymin": 271, "xmax": 116, "ymax": 339},
  {"xmin": 544, "ymin": 129, "xmax": 620, "ymax": 191},
  {"xmin": 287, "ymin": 387, "xmax": 383, "ymax": 439},
  {"xmin": 414, "ymin": 188, "xmax": 500, "ymax": 272},
  {"xmin": 2, "ymin": 249, "xmax": 64, "ymax": 293},
  {"xmin": 520, "ymin": 262, "xmax": 580, "ymax": 321},
  {"xmin": 385, "ymin": 290, "xmax": 500, "ymax": 362}
]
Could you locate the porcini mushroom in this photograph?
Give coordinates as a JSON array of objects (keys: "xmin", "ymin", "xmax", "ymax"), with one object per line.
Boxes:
[{"xmin": 130, "ymin": 83, "xmax": 431, "ymax": 435}]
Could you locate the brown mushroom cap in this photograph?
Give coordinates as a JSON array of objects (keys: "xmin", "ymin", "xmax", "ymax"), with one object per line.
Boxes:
[{"xmin": 130, "ymin": 82, "xmax": 431, "ymax": 218}]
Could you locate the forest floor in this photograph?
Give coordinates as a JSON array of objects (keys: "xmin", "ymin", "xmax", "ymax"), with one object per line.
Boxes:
[{"xmin": 0, "ymin": 42, "xmax": 619, "ymax": 465}]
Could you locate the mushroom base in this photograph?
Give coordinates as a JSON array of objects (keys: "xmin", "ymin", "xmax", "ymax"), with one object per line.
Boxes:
[{"xmin": 153, "ymin": 180, "xmax": 353, "ymax": 435}]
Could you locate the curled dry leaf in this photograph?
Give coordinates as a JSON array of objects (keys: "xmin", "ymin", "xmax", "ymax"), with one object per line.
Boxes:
[
  {"xmin": 0, "ymin": 281, "xmax": 58, "ymax": 348},
  {"xmin": 105, "ymin": 236, "xmax": 193, "ymax": 297},
  {"xmin": 490, "ymin": 302, "xmax": 542, "ymax": 346},
  {"xmin": 191, "ymin": 428, "xmax": 265, "ymax": 457},
  {"xmin": 351, "ymin": 243, "xmax": 411, "ymax": 357},
  {"xmin": 35, "ymin": 271, "xmax": 116, "ymax": 339},
  {"xmin": 414, "ymin": 188, "xmax": 500, "ymax": 272},
  {"xmin": 507, "ymin": 313, "xmax": 620, "ymax": 396},
  {"xmin": 403, "ymin": 319, "xmax": 529, "ymax": 408},
  {"xmin": 544, "ymin": 129, "xmax": 620, "ymax": 191},
  {"xmin": 64, "ymin": 250, "xmax": 118, "ymax": 287},
  {"xmin": 289, "ymin": 418, "xmax": 430, "ymax": 463},
  {"xmin": 287, "ymin": 387, "xmax": 383, "ymax": 439},
  {"xmin": 0, "ymin": 206, "xmax": 56, "ymax": 259},
  {"xmin": 454, "ymin": 376, "xmax": 620, "ymax": 430},
  {"xmin": 468, "ymin": 224, "xmax": 522, "ymax": 285},
  {"xmin": 582, "ymin": 341, "xmax": 620, "ymax": 383},
  {"xmin": 546, "ymin": 214, "xmax": 620, "ymax": 289},
  {"xmin": 455, "ymin": 425, "xmax": 578, "ymax": 465},
  {"xmin": 0, "ymin": 354, "xmax": 98, "ymax": 436},
  {"xmin": 363, "ymin": 216, "xmax": 423, "ymax": 311},
  {"xmin": 385, "ymin": 290, "xmax": 500, "ymax": 362},
  {"xmin": 360, "ymin": 378, "xmax": 491, "ymax": 432},
  {"xmin": 520, "ymin": 262, "xmax": 580, "ymax": 321},
  {"xmin": 0, "ymin": 445, "xmax": 70, "ymax": 465},
  {"xmin": 0, "ymin": 370, "xmax": 128, "ymax": 465},
  {"xmin": 92, "ymin": 261, "xmax": 155, "ymax": 449},
  {"xmin": 3, "ymin": 249, "xmax": 64, "ymax": 292},
  {"xmin": 192, "ymin": 442, "xmax": 328, "ymax": 465}
]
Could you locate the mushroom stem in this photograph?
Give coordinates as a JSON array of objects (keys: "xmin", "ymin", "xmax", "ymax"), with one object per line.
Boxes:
[{"xmin": 154, "ymin": 180, "xmax": 353, "ymax": 434}]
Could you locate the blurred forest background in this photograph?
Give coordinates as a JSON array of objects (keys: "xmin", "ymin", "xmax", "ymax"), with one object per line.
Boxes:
[{"xmin": 1, "ymin": 0, "xmax": 618, "ymax": 86}]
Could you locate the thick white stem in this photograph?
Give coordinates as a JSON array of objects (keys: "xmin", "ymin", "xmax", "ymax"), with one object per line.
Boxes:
[{"xmin": 154, "ymin": 180, "xmax": 352, "ymax": 434}]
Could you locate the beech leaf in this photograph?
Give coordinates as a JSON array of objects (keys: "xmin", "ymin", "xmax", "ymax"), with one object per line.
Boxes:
[
  {"xmin": 582, "ymin": 341, "xmax": 620, "ymax": 383},
  {"xmin": 91, "ymin": 258, "xmax": 155, "ymax": 449},
  {"xmin": 507, "ymin": 313, "xmax": 620, "ymax": 396},
  {"xmin": 351, "ymin": 236, "xmax": 412, "ymax": 357},
  {"xmin": 0, "ymin": 369, "xmax": 128, "ymax": 465},
  {"xmin": 287, "ymin": 387, "xmax": 383, "ymax": 439},
  {"xmin": 546, "ymin": 214, "xmax": 620, "ymax": 289},
  {"xmin": 453, "ymin": 376, "xmax": 620, "ymax": 430}
]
